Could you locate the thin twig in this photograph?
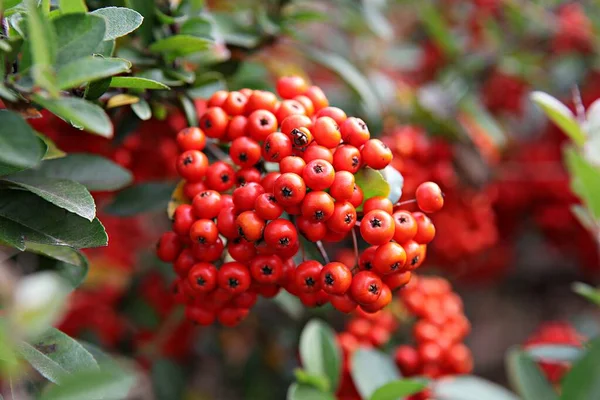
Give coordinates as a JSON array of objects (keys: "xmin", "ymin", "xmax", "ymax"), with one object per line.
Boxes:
[
  {"xmin": 205, "ymin": 140, "xmax": 231, "ymax": 163},
  {"xmin": 315, "ymin": 241, "xmax": 330, "ymax": 264},
  {"xmin": 572, "ymin": 85, "xmax": 586, "ymax": 125},
  {"xmin": 351, "ymin": 227, "xmax": 359, "ymax": 268},
  {"xmin": 394, "ymin": 199, "xmax": 417, "ymax": 207}
]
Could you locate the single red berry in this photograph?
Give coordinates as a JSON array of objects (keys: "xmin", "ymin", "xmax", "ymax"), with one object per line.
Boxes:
[
  {"xmin": 415, "ymin": 182, "xmax": 444, "ymax": 213},
  {"xmin": 302, "ymin": 159, "xmax": 335, "ymax": 191},
  {"xmin": 350, "ymin": 271, "xmax": 383, "ymax": 305},
  {"xmin": 255, "ymin": 193, "xmax": 283, "ymax": 220},
  {"xmin": 273, "ymin": 173, "xmax": 306, "ymax": 207},
  {"xmin": 349, "ymin": 184, "xmax": 364, "ymax": 208},
  {"xmin": 177, "ymin": 127, "xmax": 206, "ymax": 151},
  {"xmin": 304, "ymin": 86, "xmax": 329, "ymax": 111},
  {"xmin": 249, "ymin": 255, "xmax": 283, "ymax": 285},
  {"xmin": 177, "ymin": 150, "xmax": 208, "ymax": 182},
  {"xmin": 193, "ymin": 237, "xmax": 224, "ymax": 262},
  {"xmin": 315, "ymin": 106, "xmax": 347, "ymax": 126},
  {"xmin": 189, "ymin": 219, "xmax": 219, "ymax": 244},
  {"xmin": 361, "ymin": 283, "xmax": 392, "ymax": 313},
  {"xmin": 394, "ymin": 345, "xmax": 420, "ymax": 376},
  {"xmin": 247, "ymin": 110, "xmax": 278, "ymax": 141},
  {"xmin": 275, "ymin": 99, "xmax": 306, "ymax": 122},
  {"xmin": 373, "ymin": 242, "xmax": 407, "ymax": 275},
  {"xmin": 157, "ymin": 231, "xmax": 182, "ymax": 262},
  {"xmin": 236, "ymin": 168, "xmax": 261, "ymax": 186},
  {"xmin": 360, "ymin": 210, "xmax": 395, "ymax": 246},
  {"xmin": 293, "ymin": 95, "xmax": 314, "ymax": 116},
  {"xmin": 295, "ymin": 260, "xmax": 323, "ymax": 293},
  {"xmin": 418, "ymin": 341, "xmax": 443, "ymax": 365},
  {"xmin": 392, "ymin": 211, "xmax": 418, "ymax": 243},
  {"xmin": 384, "ymin": 271, "xmax": 412, "ymax": 291},
  {"xmin": 358, "ymin": 245, "xmax": 378, "ymax": 271},
  {"xmin": 199, "ymin": 107, "xmax": 229, "ymax": 139},
  {"xmin": 188, "ymin": 263, "xmax": 218, "ymax": 293},
  {"xmin": 320, "ymin": 262, "xmax": 352, "ymax": 295},
  {"xmin": 173, "ymin": 204, "xmax": 196, "ymax": 236},
  {"xmin": 276, "ymin": 76, "xmax": 308, "ymax": 99},
  {"xmin": 329, "ymin": 171, "xmax": 355, "ymax": 201},
  {"xmin": 218, "ymin": 307, "xmax": 249, "ymax": 327},
  {"xmin": 246, "ymin": 90, "xmax": 278, "ymax": 113},
  {"xmin": 174, "ymin": 248, "xmax": 195, "ymax": 277},
  {"xmin": 205, "ymin": 161, "xmax": 235, "ymax": 192},
  {"xmin": 280, "ymin": 156, "xmax": 306, "ymax": 175},
  {"xmin": 303, "ymin": 143, "xmax": 333, "ymax": 163},
  {"xmin": 217, "ymin": 262, "xmax": 251, "ymax": 295},
  {"xmin": 233, "ymin": 182, "xmax": 266, "ymax": 212},
  {"xmin": 361, "ymin": 139, "xmax": 393, "ymax": 170},
  {"xmin": 236, "ymin": 211, "xmax": 266, "ymax": 242},
  {"xmin": 281, "ymin": 115, "xmax": 313, "ymax": 137},
  {"xmin": 363, "ymin": 197, "xmax": 393, "ymax": 215},
  {"xmin": 217, "ymin": 207, "xmax": 239, "ymax": 240},
  {"xmin": 301, "ymin": 191, "xmax": 335, "ymax": 222},
  {"xmin": 230, "ymin": 137, "xmax": 261, "ymax": 167},
  {"xmin": 332, "ymin": 144, "xmax": 362, "ymax": 173},
  {"xmin": 228, "ymin": 237, "xmax": 257, "ymax": 263},
  {"xmin": 226, "ymin": 115, "xmax": 248, "ymax": 140},
  {"xmin": 183, "ymin": 181, "xmax": 207, "ymax": 199},
  {"xmin": 403, "ymin": 240, "xmax": 426, "ymax": 270},
  {"xmin": 261, "ymin": 172, "xmax": 281, "ymax": 193},
  {"xmin": 313, "ymin": 116, "xmax": 341, "ymax": 148},
  {"xmin": 412, "ymin": 212, "xmax": 436, "ymax": 244},
  {"xmin": 340, "ymin": 117, "xmax": 370, "ymax": 147},
  {"xmin": 296, "ymin": 216, "xmax": 327, "ymax": 242},
  {"xmin": 222, "ymin": 91, "xmax": 248, "ymax": 116},
  {"xmin": 208, "ymin": 90, "xmax": 229, "ymax": 108},
  {"xmin": 326, "ymin": 201, "xmax": 357, "ymax": 233},
  {"xmin": 264, "ymin": 219, "xmax": 298, "ymax": 251},
  {"xmin": 192, "ymin": 190, "xmax": 222, "ymax": 219},
  {"xmin": 445, "ymin": 343, "xmax": 473, "ymax": 374},
  {"xmin": 330, "ymin": 293, "xmax": 358, "ymax": 313},
  {"xmin": 263, "ymin": 132, "xmax": 293, "ymax": 162}
]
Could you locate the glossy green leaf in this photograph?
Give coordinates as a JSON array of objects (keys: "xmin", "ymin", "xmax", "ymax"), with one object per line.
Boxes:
[
  {"xmin": 0, "ymin": 189, "xmax": 107, "ymax": 249},
  {"xmin": 0, "ymin": 216, "xmax": 27, "ymax": 249},
  {"xmin": 2, "ymin": 174, "xmax": 95, "ymax": 221},
  {"xmin": 56, "ymin": 56, "xmax": 131, "ymax": 90},
  {"xmin": 37, "ymin": 132, "xmax": 66, "ymax": 160},
  {"xmin": 564, "ymin": 147, "xmax": 600, "ymax": 219},
  {"xmin": 104, "ymin": 182, "xmax": 177, "ymax": 216},
  {"xmin": 433, "ymin": 375, "xmax": 519, "ymax": 400},
  {"xmin": 58, "ymin": 0, "xmax": 86, "ymax": 14},
  {"xmin": 94, "ymin": 39, "xmax": 115, "ymax": 57},
  {"xmin": 27, "ymin": 243, "xmax": 88, "ymax": 287},
  {"xmin": 26, "ymin": 0, "xmax": 58, "ymax": 95},
  {"xmin": 131, "ymin": 99, "xmax": 151, "ymax": 120},
  {"xmin": 506, "ymin": 348, "xmax": 558, "ymax": 400},
  {"xmin": 370, "ymin": 379, "xmax": 428, "ymax": 400},
  {"xmin": 286, "ymin": 383, "xmax": 335, "ymax": 400},
  {"xmin": 149, "ymin": 35, "xmax": 212, "ymax": 56},
  {"xmin": 561, "ymin": 337, "xmax": 600, "ymax": 400},
  {"xmin": 52, "ymin": 13, "xmax": 106, "ymax": 66},
  {"xmin": 84, "ymin": 77, "xmax": 112, "ymax": 100},
  {"xmin": 572, "ymin": 282, "xmax": 600, "ymax": 307},
  {"xmin": 17, "ymin": 328, "xmax": 98, "ymax": 384},
  {"xmin": 124, "ymin": 0, "xmax": 154, "ymax": 45},
  {"xmin": 299, "ymin": 319, "xmax": 341, "ymax": 392},
  {"xmin": 354, "ymin": 168, "xmax": 390, "ymax": 211},
  {"xmin": 294, "ymin": 369, "xmax": 330, "ymax": 392},
  {"xmin": 35, "ymin": 154, "xmax": 132, "ymax": 191},
  {"xmin": 32, "ymin": 95, "xmax": 113, "ymax": 137},
  {"xmin": 179, "ymin": 94, "xmax": 197, "ymax": 126},
  {"xmin": 39, "ymin": 367, "xmax": 134, "ymax": 400},
  {"xmin": 109, "ymin": 76, "xmax": 169, "ymax": 90},
  {"xmin": 0, "ymin": 110, "xmax": 46, "ymax": 170},
  {"xmin": 90, "ymin": 7, "xmax": 143, "ymax": 41},
  {"xmin": 531, "ymin": 91, "xmax": 585, "ymax": 146},
  {"xmin": 351, "ymin": 349, "xmax": 401, "ymax": 399},
  {"xmin": 527, "ymin": 345, "xmax": 584, "ymax": 363}
]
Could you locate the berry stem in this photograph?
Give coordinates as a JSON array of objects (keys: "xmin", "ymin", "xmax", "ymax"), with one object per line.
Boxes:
[
  {"xmin": 315, "ymin": 240, "xmax": 330, "ymax": 264},
  {"xmin": 205, "ymin": 140, "xmax": 231, "ymax": 163},
  {"xmin": 394, "ymin": 198, "xmax": 417, "ymax": 207},
  {"xmin": 572, "ymin": 85, "xmax": 586, "ymax": 124},
  {"xmin": 351, "ymin": 227, "xmax": 359, "ymax": 268}
]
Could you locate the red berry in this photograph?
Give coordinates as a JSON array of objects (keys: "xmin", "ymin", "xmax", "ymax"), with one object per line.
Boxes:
[
  {"xmin": 296, "ymin": 216, "xmax": 327, "ymax": 242},
  {"xmin": 330, "ymin": 293, "xmax": 358, "ymax": 313},
  {"xmin": 320, "ymin": 262, "xmax": 352, "ymax": 295},
  {"xmin": 222, "ymin": 91, "xmax": 248, "ymax": 116},
  {"xmin": 363, "ymin": 197, "xmax": 393, "ymax": 215},
  {"xmin": 263, "ymin": 132, "xmax": 293, "ymax": 162},
  {"xmin": 332, "ymin": 144, "xmax": 362, "ymax": 173},
  {"xmin": 177, "ymin": 127, "xmax": 206, "ymax": 151},
  {"xmin": 372, "ymin": 242, "xmax": 407, "ymax": 275},
  {"xmin": 261, "ymin": 172, "xmax": 281, "ymax": 193},
  {"xmin": 302, "ymin": 159, "xmax": 335, "ymax": 191},
  {"xmin": 403, "ymin": 240, "xmax": 426, "ymax": 270},
  {"xmin": 315, "ymin": 106, "xmax": 347, "ymax": 126},
  {"xmin": 273, "ymin": 173, "xmax": 306, "ymax": 207},
  {"xmin": 246, "ymin": 90, "xmax": 278, "ymax": 113},
  {"xmin": 264, "ymin": 219, "xmax": 298, "ymax": 251},
  {"xmin": 174, "ymin": 248, "xmax": 195, "ymax": 277},
  {"xmin": 192, "ymin": 190, "xmax": 222, "ymax": 219},
  {"xmin": 412, "ymin": 212, "xmax": 436, "ymax": 244},
  {"xmin": 193, "ymin": 237, "xmax": 224, "ymax": 262},
  {"xmin": 199, "ymin": 107, "xmax": 229, "ymax": 139},
  {"xmin": 305, "ymin": 86, "xmax": 329, "ymax": 111},
  {"xmin": 226, "ymin": 115, "xmax": 248, "ymax": 140},
  {"xmin": 293, "ymin": 95, "xmax": 314, "ymax": 116},
  {"xmin": 295, "ymin": 260, "xmax": 323, "ymax": 293},
  {"xmin": 361, "ymin": 139, "xmax": 393, "ymax": 170},
  {"xmin": 255, "ymin": 193, "xmax": 283, "ymax": 220},
  {"xmin": 230, "ymin": 137, "xmax": 261, "ymax": 167},
  {"xmin": 207, "ymin": 90, "xmax": 228, "ymax": 108},
  {"xmin": 301, "ymin": 191, "xmax": 335, "ymax": 222},
  {"xmin": 177, "ymin": 150, "xmax": 208, "ymax": 182},
  {"xmin": 384, "ymin": 271, "xmax": 412, "ymax": 291},
  {"xmin": 236, "ymin": 211, "xmax": 266, "ymax": 242},
  {"xmin": 233, "ymin": 182, "xmax": 266, "ymax": 212},
  {"xmin": 329, "ymin": 171, "xmax": 355, "ymax": 201},
  {"xmin": 228, "ymin": 237, "xmax": 257, "ymax": 263},
  {"xmin": 392, "ymin": 211, "xmax": 417, "ymax": 243},
  {"xmin": 218, "ymin": 307, "xmax": 249, "ymax": 327},
  {"xmin": 276, "ymin": 76, "xmax": 308, "ymax": 99},
  {"xmin": 173, "ymin": 204, "xmax": 196, "ymax": 236},
  {"xmin": 157, "ymin": 232, "xmax": 182, "ymax": 262},
  {"xmin": 313, "ymin": 116, "xmax": 341, "ymax": 148},
  {"xmin": 186, "ymin": 306, "xmax": 216, "ymax": 325},
  {"xmin": 394, "ymin": 345, "xmax": 420, "ymax": 376},
  {"xmin": 205, "ymin": 161, "xmax": 235, "ymax": 192},
  {"xmin": 249, "ymin": 255, "xmax": 283, "ymax": 285},
  {"xmin": 188, "ymin": 263, "xmax": 218, "ymax": 293},
  {"xmin": 217, "ymin": 207, "xmax": 239, "ymax": 240},
  {"xmin": 275, "ymin": 100, "xmax": 306, "ymax": 122},
  {"xmin": 281, "ymin": 115, "xmax": 313, "ymax": 137},
  {"xmin": 236, "ymin": 168, "xmax": 261, "ymax": 186},
  {"xmin": 183, "ymin": 181, "xmax": 207, "ymax": 199},
  {"xmin": 247, "ymin": 110, "xmax": 278, "ymax": 141},
  {"xmin": 358, "ymin": 245, "xmax": 378, "ymax": 271},
  {"xmin": 350, "ymin": 271, "xmax": 383, "ymax": 305},
  {"xmin": 415, "ymin": 182, "xmax": 444, "ymax": 213},
  {"xmin": 360, "ymin": 210, "xmax": 395, "ymax": 246},
  {"xmin": 189, "ymin": 219, "xmax": 219, "ymax": 244},
  {"xmin": 341, "ymin": 117, "xmax": 370, "ymax": 147},
  {"xmin": 349, "ymin": 184, "xmax": 364, "ymax": 208},
  {"xmin": 361, "ymin": 283, "xmax": 392, "ymax": 313},
  {"xmin": 280, "ymin": 156, "xmax": 306, "ymax": 175},
  {"xmin": 218, "ymin": 262, "xmax": 251, "ymax": 294},
  {"xmin": 326, "ymin": 201, "xmax": 357, "ymax": 233},
  {"xmin": 303, "ymin": 144, "xmax": 333, "ymax": 163}
]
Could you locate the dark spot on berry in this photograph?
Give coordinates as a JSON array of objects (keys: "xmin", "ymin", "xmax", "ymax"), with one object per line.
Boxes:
[
  {"xmin": 270, "ymin": 152, "xmax": 280, "ymax": 161},
  {"xmin": 358, "ymin": 120, "xmax": 367, "ymax": 131},
  {"xmin": 324, "ymin": 273, "xmax": 334, "ymax": 286},
  {"xmin": 268, "ymin": 195, "xmax": 277, "ymax": 203},
  {"xmin": 204, "ymin": 119, "xmax": 212, "ymax": 129},
  {"xmin": 228, "ymin": 278, "xmax": 239, "ymax": 288},
  {"xmin": 370, "ymin": 217, "xmax": 382, "ymax": 228},
  {"xmin": 172, "ymin": 285, "xmax": 179, "ymax": 294},
  {"xmin": 197, "ymin": 236, "xmax": 206, "ymax": 244},
  {"xmin": 368, "ymin": 283, "xmax": 379, "ymax": 294},
  {"xmin": 291, "ymin": 103, "xmax": 299, "ymax": 110},
  {"xmin": 411, "ymin": 256, "xmax": 419, "ymax": 266},
  {"xmin": 391, "ymin": 262, "xmax": 399, "ymax": 271},
  {"xmin": 197, "ymin": 277, "xmax": 206, "ymax": 286},
  {"xmin": 305, "ymin": 277, "xmax": 315, "ymax": 287},
  {"xmin": 238, "ymin": 226, "xmax": 245, "ymax": 237},
  {"xmin": 182, "ymin": 156, "xmax": 193, "ymax": 166},
  {"xmin": 282, "ymin": 187, "xmax": 293, "ymax": 198},
  {"xmin": 399, "ymin": 216, "xmax": 408, "ymax": 224},
  {"xmin": 261, "ymin": 265, "xmax": 273, "ymax": 275},
  {"xmin": 265, "ymin": 141, "xmax": 271, "ymax": 153},
  {"xmin": 363, "ymin": 262, "xmax": 372, "ymax": 270},
  {"xmin": 334, "ymin": 124, "xmax": 339, "ymax": 131},
  {"xmin": 221, "ymin": 174, "xmax": 230, "ymax": 183},
  {"xmin": 200, "ymin": 191, "xmax": 210, "ymax": 197},
  {"xmin": 352, "ymin": 156, "xmax": 359, "ymax": 167},
  {"xmin": 235, "ymin": 95, "xmax": 243, "ymax": 103},
  {"xmin": 239, "ymin": 153, "xmax": 248, "ymax": 162},
  {"xmin": 313, "ymin": 164, "xmax": 324, "ymax": 174},
  {"xmin": 237, "ymin": 177, "xmax": 246, "ymax": 185},
  {"xmin": 344, "ymin": 213, "xmax": 354, "ymax": 224},
  {"xmin": 260, "ymin": 117, "xmax": 269, "ymax": 127},
  {"xmin": 279, "ymin": 237, "xmax": 290, "ymax": 247},
  {"xmin": 315, "ymin": 210, "xmax": 324, "ymax": 221}
]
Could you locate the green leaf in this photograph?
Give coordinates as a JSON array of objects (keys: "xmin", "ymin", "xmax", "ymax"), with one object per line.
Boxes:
[
  {"xmin": 572, "ymin": 282, "xmax": 600, "ymax": 306},
  {"xmin": 26, "ymin": 243, "xmax": 88, "ymax": 287},
  {"xmin": 2, "ymin": 174, "xmax": 95, "ymax": 221},
  {"xmin": 354, "ymin": 168, "xmax": 390, "ymax": 211},
  {"xmin": 152, "ymin": 359, "xmax": 185, "ymax": 400},
  {"xmin": 104, "ymin": 182, "xmax": 177, "ymax": 216},
  {"xmin": 58, "ymin": 0, "xmax": 87, "ymax": 14},
  {"xmin": 433, "ymin": 375, "xmax": 519, "ymax": 400},
  {"xmin": 17, "ymin": 328, "xmax": 98, "ymax": 384},
  {"xmin": 35, "ymin": 154, "xmax": 132, "ymax": 191},
  {"xmin": 294, "ymin": 369, "xmax": 330, "ymax": 392},
  {"xmin": 84, "ymin": 77, "xmax": 112, "ymax": 100},
  {"xmin": 32, "ymin": 95, "xmax": 113, "ymax": 137},
  {"xmin": 109, "ymin": 76, "xmax": 169, "ymax": 90},
  {"xmin": 26, "ymin": 0, "xmax": 58, "ymax": 95},
  {"xmin": 149, "ymin": 34, "xmax": 212, "ymax": 57},
  {"xmin": 131, "ymin": 99, "xmax": 151, "ymax": 120},
  {"xmin": 305, "ymin": 47, "xmax": 381, "ymax": 119},
  {"xmin": 0, "ymin": 190, "xmax": 107, "ymax": 249},
  {"xmin": 0, "ymin": 110, "xmax": 46, "ymax": 170},
  {"xmin": 179, "ymin": 94, "xmax": 197, "ymax": 127},
  {"xmin": 56, "ymin": 56, "xmax": 131, "ymax": 90},
  {"xmin": 286, "ymin": 383, "xmax": 335, "ymax": 400},
  {"xmin": 351, "ymin": 349, "xmax": 401, "ymax": 399},
  {"xmin": 370, "ymin": 379, "xmax": 428, "ymax": 400},
  {"xmin": 527, "ymin": 345, "xmax": 584, "ymax": 364},
  {"xmin": 561, "ymin": 337, "xmax": 600, "ymax": 400},
  {"xmin": 94, "ymin": 39, "xmax": 115, "ymax": 57},
  {"xmin": 90, "ymin": 7, "xmax": 143, "ymax": 41},
  {"xmin": 299, "ymin": 319, "xmax": 341, "ymax": 392},
  {"xmin": 39, "ymin": 368, "xmax": 134, "ymax": 400},
  {"xmin": 506, "ymin": 348, "xmax": 558, "ymax": 400},
  {"xmin": 564, "ymin": 147, "xmax": 600, "ymax": 219},
  {"xmin": 52, "ymin": 13, "xmax": 106, "ymax": 66},
  {"xmin": 37, "ymin": 132, "xmax": 66, "ymax": 160},
  {"xmin": 531, "ymin": 91, "xmax": 585, "ymax": 146}
]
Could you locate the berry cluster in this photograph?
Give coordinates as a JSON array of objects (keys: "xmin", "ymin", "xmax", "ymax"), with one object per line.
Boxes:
[
  {"xmin": 335, "ymin": 275, "xmax": 472, "ymax": 400},
  {"xmin": 156, "ymin": 76, "xmax": 445, "ymax": 326},
  {"xmin": 524, "ymin": 321, "xmax": 585, "ymax": 383}
]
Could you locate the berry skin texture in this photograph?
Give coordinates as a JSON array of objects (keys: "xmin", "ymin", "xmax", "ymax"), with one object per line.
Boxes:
[
  {"xmin": 228, "ymin": 238, "xmax": 257, "ymax": 262},
  {"xmin": 230, "ymin": 137, "xmax": 262, "ymax": 168},
  {"xmin": 233, "ymin": 182, "xmax": 266, "ymax": 212},
  {"xmin": 384, "ymin": 271, "xmax": 412, "ymax": 291},
  {"xmin": 316, "ymin": 106, "xmax": 347, "ymax": 126},
  {"xmin": 361, "ymin": 283, "xmax": 392, "ymax": 313},
  {"xmin": 350, "ymin": 271, "xmax": 383, "ymax": 305},
  {"xmin": 273, "ymin": 173, "xmax": 307, "ymax": 207},
  {"xmin": 189, "ymin": 219, "xmax": 219, "ymax": 244},
  {"xmin": 186, "ymin": 306, "xmax": 216, "ymax": 325},
  {"xmin": 217, "ymin": 207, "xmax": 239, "ymax": 240},
  {"xmin": 281, "ymin": 115, "xmax": 313, "ymax": 137},
  {"xmin": 188, "ymin": 263, "xmax": 218, "ymax": 293},
  {"xmin": 236, "ymin": 211, "xmax": 266, "ymax": 242},
  {"xmin": 264, "ymin": 219, "xmax": 298, "ymax": 251},
  {"xmin": 327, "ymin": 201, "xmax": 357, "ymax": 233},
  {"xmin": 222, "ymin": 91, "xmax": 248, "ymax": 116},
  {"xmin": 205, "ymin": 161, "xmax": 235, "ymax": 192},
  {"xmin": 361, "ymin": 139, "xmax": 393, "ymax": 170},
  {"xmin": 275, "ymin": 100, "xmax": 306, "ymax": 122},
  {"xmin": 183, "ymin": 181, "xmax": 207, "ymax": 199},
  {"xmin": 226, "ymin": 115, "xmax": 248, "ymax": 140},
  {"xmin": 341, "ymin": 117, "xmax": 370, "ymax": 147},
  {"xmin": 280, "ymin": 156, "xmax": 306, "ymax": 175},
  {"xmin": 329, "ymin": 171, "xmax": 356, "ymax": 201},
  {"xmin": 255, "ymin": 193, "xmax": 283, "ymax": 220},
  {"xmin": 302, "ymin": 159, "xmax": 335, "ymax": 191},
  {"xmin": 263, "ymin": 132, "xmax": 292, "ymax": 162},
  {"xmin": 313, "ymin": 116, "xmax": 342, "ymax": 148},
  {"xmin": 276, "ymin": 76, "xmax": 308, "ymax": 99},
  {"xmin": 363, "ymin": 196, "xmax": 393, "ymax": 215},
  {"xmin": 176, "ymin": 127, "xmax": 206, "ymax": 151},
  {"xmin": 358, "ymin": 245, "xmax": 378, "ymax": 271},
  {"xmin": 172, "ymin": 204, "xmax": 196, "ymax": 236},
  {"xmin": 247, "ymin": 110, "xmax": 278, "ymax": 141},
  {"xmin": 157, "ymin": 232, "xmax": 182, "ymax": 262},
  {"xmin": 177, "ymin": 150, "xmax": 208, "ymax": 182},
  {"xmin": 199, "ymin": 107, "xmax": 229, "ymax": 139},
  {"xmin": 246, "ymin": 90, "xmax": 278, "ymax": 113},
  {"xmin": 192, "ymin": 190, "xmax": 222, "ymax": 219},
  {"xmin": 392, "ymin": 211, "xmax": 418, "ymax": 243},
  {"xmin": 412, "ymin": 212, "xmax": 436, "ymax": 244},
  {"xmin": 295, "ymin": 260, "xmax": 323, "ymax": 293},
  {"xmin": 394, "ymin": 345, "xmax": 421, "ymax": 376},
  {"xmin": 416, "ymin": 182, "xmax": 444, "ymax": 213},
  {"xmin": 360, "ymin": 210, "xmax": 396, "ymax": 246},
  {"xmin": 333, "ymin": 144, "xmax": 362, "ymax": 174},
  {"xmin": 208, "ymin": 90, "xmax": 228, "ymax": 108},
  {"xmin": 320, "ymin": 262, "xmax": 353, "ymax": 295},
  {"xmin": 304, "ymin": 86, "xmax": 329, "ymax": 111},
  {"xmin": 296, "ymin": 216, "xmax": 327, "ymax": 242},
  {"xmin": 330, "ymin": 293, "xmax": 358, "ymax": 313},
  {"xmin": 372, "ymin": 242, "xmax": 407, "ymax": 275},
  {"xmin": 303, "ymin": 144, "xmax": 333, "ymax": 164},
  {"xmin": 249, "ymin": 255, "xmax": 283, "ymax": 285},
  {"xmin": 217, "ymin": 262, "xmax": 251, "ymax": 295},
  {"xmin": 301, "ymin": 191, "xmax": 335, "ymax": 222}
]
